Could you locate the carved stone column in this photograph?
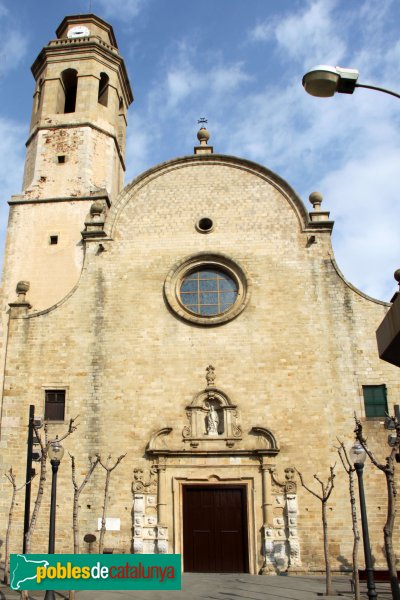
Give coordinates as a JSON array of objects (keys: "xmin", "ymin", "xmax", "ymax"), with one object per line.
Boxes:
[
  {"xmin": 259, "ymin": 459, "xmax": 276, "ymax": 574},
  {"xmin": 259, "ymin": 459, "xmax": 272, "ymax": 526},
  {"xmin": 157, "ymin": 457, "xmax": 167, "ymax": 525}
]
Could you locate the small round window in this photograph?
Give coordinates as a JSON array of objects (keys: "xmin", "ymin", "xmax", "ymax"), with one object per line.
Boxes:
[
  {"xmin": 180, "ymin": 269, "xmax": 238, "ymax": 316},
  {"xmin": 164, "ymin": 253, "xmax": 251, "ymax": 325}
]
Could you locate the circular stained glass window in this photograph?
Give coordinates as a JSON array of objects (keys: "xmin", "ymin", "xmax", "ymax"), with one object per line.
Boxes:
[
  {"xmin": 180, "ymin": 269, "xmax": 238, "ymax": 316},
  {"xmin": 164, "ymin": 253, "xmax": 251, "ymax": 325}
]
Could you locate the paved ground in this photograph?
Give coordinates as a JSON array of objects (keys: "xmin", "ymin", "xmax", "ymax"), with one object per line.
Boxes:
[{"xmin": 0, "ymin": 573, "xmax": 395, "ymax": 600}]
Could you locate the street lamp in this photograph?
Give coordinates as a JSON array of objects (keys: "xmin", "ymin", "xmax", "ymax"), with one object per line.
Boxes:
[
  {"xmin": 44, "ymin": 437, "xmax": 64, "ymax": 600},
  {"xmin": 302, "ymin": 65, "xmax": 400, "ymax": 99},
  {"xmin": 384, "ymin": 415, "xmax": 400, "ymax": 464},
  {"xmin": 349, "ymin": 440, "xmax": 378, "ymax": 600}
]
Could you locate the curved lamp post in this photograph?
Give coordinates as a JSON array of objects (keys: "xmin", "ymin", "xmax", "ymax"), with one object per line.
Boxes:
[
  {"xmin": 349, "ymin": 441, "xmax": 378, "ymax": 600},
  {"xmin": 302, "ymin": 65, "xmax": 400, "ymax": 99},
  {"xmin": 44, "ymin": 437, "xmax": 64, "ymax": 600}
]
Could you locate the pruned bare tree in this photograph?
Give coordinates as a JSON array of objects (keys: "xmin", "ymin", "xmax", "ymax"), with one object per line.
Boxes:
[
  {"xmin": 355, "ymin": 414, "xmax": 400, "ymax": 600},
  {"xmin": 70, "ymin": 453, "xmax": 100, "ymax": 553},
  {"xmin": 337, "ymin": 439, "xmax": 360, "ymax": 600},
  {"xmin": 97, "ymin": 453, "xmax": 126, "ymax": 554},
  {"xmin": 69, "ymin": 454, "xmax": 99, "ymax": 600},
  {"xmin": 296, "ymin": 464, "xmax": 336, "ymax": 596},
  {"xmin": 3, "ymin": 468, "xmax": 35, "ymax": 585},
  {"xmin": 24, "ymin": 417, "xmax": 77, "ymax": 553}
]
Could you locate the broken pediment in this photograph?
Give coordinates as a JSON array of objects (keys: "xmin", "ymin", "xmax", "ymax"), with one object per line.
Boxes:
[{"xmin": 146, "ymin": 366, "xmax": 279, "ymax": 458}]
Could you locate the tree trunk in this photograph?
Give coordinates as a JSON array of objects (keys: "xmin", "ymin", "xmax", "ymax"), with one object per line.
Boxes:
[
  {"xmin": 25, "ymin": 453, "xmax": 47, "ymax": 554},
  {"xmin": 99, "ymin": 470, "xmax": 111, "ymax": 554},
  {"xmin": 322, "ymin": 501, "xmax": 332, "ymax": 596},
  {"xmin": 70, "ymin": 489, "xmax": 79, "ymax": 599},
  {"xmin": 73, "ymin": 489, "xmax": 80, "ymax": 554},
  {"xmin": 383, "ymin": 469, "xmax": 399, "ymax": 600},
  {"xmin": 3, "ymin": 484, "xmax": 17, "ymax": 584}
]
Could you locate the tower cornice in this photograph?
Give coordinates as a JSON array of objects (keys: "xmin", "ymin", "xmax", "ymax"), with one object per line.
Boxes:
[
  {"xmin": 31, "ymin": 37, "xmax": 133, "ymax": 106},
  {"xmin": 56, "ymin": 13, "xmax": 118, "ymax": 48}
]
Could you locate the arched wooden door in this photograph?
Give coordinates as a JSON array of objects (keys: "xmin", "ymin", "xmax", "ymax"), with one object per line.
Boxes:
[{"xmin": 183, "ymin": 485, "xmax": 249, "ymax": 573}]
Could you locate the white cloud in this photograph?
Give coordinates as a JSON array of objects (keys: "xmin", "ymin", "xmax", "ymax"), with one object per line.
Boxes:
[
  {"xmin": 249, "ymin": 0, "xmax": 347, "ymax": 68},
  {"xmin": 250, "ymin": 22, "xmax": 273, "ymax": 43},
  {"xmin": 142, "ymin": 37, "xmax": 252, "ymax": 122},
  {"xmin": 166, "ymin": 68, "xmax": 193, "ymax": 108},
  {"xmin": 0, "ymin": 117, "xmax": 26, "ymax": 269},
  {"xmin": 318, "ymin": 147, "xmax": 400, "ymax": 300},
  {"xmin": 210, "ymin": 64, "xmax": 250, "ymax": 95},
  {"xmin": 0, "ymin": 6, "xmax": 27, "ymax": 77},
  {"xmin": 94, "ymin": 0, "xmax": 146, "ymax": 20},
  {"xmin": 165, "ymin": 60, "xmax": 250, "ymax": 110},
  {"xmin": 0, "ymin": 117, "xmax": 25, "ymax": 194},
  {"xmin": 125, "ymin": 113, "xmax": 158, "ymax": 181}
]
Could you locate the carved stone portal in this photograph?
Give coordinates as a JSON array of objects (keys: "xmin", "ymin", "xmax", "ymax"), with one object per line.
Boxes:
[{"xmin": 142, "ymin": 366, "xmax": 281, "ymax": 563}]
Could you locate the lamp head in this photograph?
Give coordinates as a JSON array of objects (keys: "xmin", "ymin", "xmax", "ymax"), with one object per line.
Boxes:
[
  {"xmin": 349, "ymin": 440, "xmax": 367, "ymax": 465},
  {"xmin": 302, "ymin": 65, "xmax": 359, "ymax": 97},
  {"xmin": 48, "ymin": 436, "xmax": 64, "ymax": 462},
  {"xmin": 384, "ymin": 416, "xmax": 396, "ymax": 430}
]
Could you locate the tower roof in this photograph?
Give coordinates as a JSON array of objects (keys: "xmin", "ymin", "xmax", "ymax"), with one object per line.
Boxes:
[{"xmin": 56, "ymin": 14, "xmax": 118, "ymax": 48}]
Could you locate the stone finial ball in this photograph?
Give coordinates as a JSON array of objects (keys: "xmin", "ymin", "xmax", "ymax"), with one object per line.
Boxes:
[
  {"xmin": 394, "ymin": 269, "xmax": 400, "ymax": 283},
  {"xmin": 90, "ymin": 200, "xmax": 105, "ymax": 216},
  {"xmin": 309, "ymin": 191, "xmax": 323, "ymax": 206},
  {"xmin": 197, "ymin": 127, "xmax": 210, "ymax": 143},
  {"xmin": 16, "ymin": 281, "xmax": 30, "ymax": 294}
]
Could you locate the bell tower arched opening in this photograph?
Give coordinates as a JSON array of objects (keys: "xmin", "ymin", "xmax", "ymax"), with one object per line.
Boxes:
[
  {"xmin": 61, "ymin": 69, "xmax": 78, "ymax": 113},
  {"xmin": 98, "ymin": 72, "xmax": 109, "ymax": 107}
]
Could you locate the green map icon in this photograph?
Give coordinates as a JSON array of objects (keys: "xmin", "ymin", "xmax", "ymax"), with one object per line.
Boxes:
[{"xmin": 10, "ymin": 554, "xmax": 49, "ymax": 590}]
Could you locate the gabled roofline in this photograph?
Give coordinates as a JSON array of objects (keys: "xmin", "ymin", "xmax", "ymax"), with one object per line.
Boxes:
[{"xmin": 108, "ymin": 153, "xmax": 332, "ymax": 237}]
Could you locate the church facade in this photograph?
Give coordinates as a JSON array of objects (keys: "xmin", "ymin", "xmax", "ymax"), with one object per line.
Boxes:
[{"xmin": 0, "ymin": 14, "xmax": 399, "ymax": 575}]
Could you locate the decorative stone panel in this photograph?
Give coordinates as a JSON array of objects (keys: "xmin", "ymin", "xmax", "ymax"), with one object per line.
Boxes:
[
  {"xmin": 132, "ymin": 467, "xmax": 168, "ymax": 554},
  {"xmin": 262, "ymin": 467, "xmax": 302, "ymax": 573},
  {"xmin": 182, "ymin": 365, "xmax": 242, "ymax": 448}
]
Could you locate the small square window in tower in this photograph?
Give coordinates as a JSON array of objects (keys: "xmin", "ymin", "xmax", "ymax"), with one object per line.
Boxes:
[
  {"xmin": 44, "ymin": 389, "xmax": 66, "ymax": 421},
  {"xmin": 363, "ymin": 384, "xmax": 388, "ymax": 417}
]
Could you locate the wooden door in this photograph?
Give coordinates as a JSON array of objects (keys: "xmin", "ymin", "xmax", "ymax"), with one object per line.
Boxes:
[{"xmin": 183, "ymin": 485, "xmax": 249, "ymax": 573}]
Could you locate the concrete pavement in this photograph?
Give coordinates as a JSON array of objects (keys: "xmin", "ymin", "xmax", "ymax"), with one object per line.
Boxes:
[{"xmin": 0, "ymin": 573, "xmax": 395, "ymax": 600}]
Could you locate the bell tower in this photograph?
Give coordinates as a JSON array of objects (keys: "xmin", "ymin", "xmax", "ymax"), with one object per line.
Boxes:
[
  {"xmin": 25, "ymin": 14, "xmax": 133, "ymax": 201},
  {"xmin": 1, "ymin": 14, "xmax": 133, "ymax": 310}
]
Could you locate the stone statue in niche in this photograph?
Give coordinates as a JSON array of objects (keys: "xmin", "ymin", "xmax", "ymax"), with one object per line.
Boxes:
[{"xmin": 206, "ymin": 403, "xmax": 219, "ymax": 435}]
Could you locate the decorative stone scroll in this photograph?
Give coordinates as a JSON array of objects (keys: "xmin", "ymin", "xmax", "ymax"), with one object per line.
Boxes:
[
  {"xmin": 132, "ymin": 464, "xmax": 168, "ymax": 554},
  {"xmin": 261, "ymin": 467, "xmax": 301, "ymax": 573}
]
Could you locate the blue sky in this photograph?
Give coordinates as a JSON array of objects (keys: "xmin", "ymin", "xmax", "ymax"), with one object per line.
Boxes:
[{"xmin": 1, "ymin": 0, "xmax": 400, "ymax": 300}]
